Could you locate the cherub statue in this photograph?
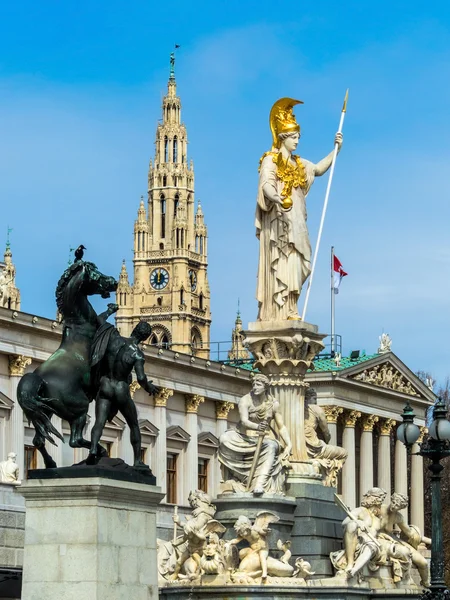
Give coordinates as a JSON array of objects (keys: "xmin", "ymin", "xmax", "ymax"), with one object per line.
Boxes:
[
  {"xmin": 157, "ymin": 490, "xmax": 226, "ymax": 582},
  {"xmin": 229, "ymin": 511, "xmax": 305, "ymax": 581}
]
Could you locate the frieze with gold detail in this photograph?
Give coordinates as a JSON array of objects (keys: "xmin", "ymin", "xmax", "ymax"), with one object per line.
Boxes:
[
  {"xmin": 154, "ymin": 387, "xmax": 174, "ymax": 407},
  {"xmin": 351, "ymin": 362, "xmax": 420, "ymax": 396}
]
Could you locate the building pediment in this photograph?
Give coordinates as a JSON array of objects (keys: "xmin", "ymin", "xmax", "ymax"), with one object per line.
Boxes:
[
  {"xmin": 0, "ymin": 391, "xmax": 13, "ymax": 409},
  {"xmin": 335, "ymin": 353, "xmax": 434, "ymax": 401},
  {"xmin": 198, "ymin": 431, "xmax": 219, "ymax": 448},
  {"xmin": 166, "ymin": 425, "xmax": 191, "ymax": 443},
  {"xmin": 106, "ymin": 415, "xmax": 127, "ymax": 431},
  {"xmin": 139, "ymin": 419, "xmax": 159, "ymax": 437}
]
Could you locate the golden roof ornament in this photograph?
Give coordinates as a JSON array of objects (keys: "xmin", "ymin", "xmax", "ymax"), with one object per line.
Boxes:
[{"xmin": 269, "ymin": 97, "xmax": 303, "ymax": 149}]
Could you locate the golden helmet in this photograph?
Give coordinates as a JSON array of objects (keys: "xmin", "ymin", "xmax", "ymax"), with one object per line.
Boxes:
[{"xmin": 269, "ymin": 98, "xmax": 303, "ymax": 148}]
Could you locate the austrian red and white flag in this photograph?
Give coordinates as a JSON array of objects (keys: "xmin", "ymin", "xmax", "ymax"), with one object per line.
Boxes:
[{"xmin": 333, "ymin": 255, "xmax": 347, "ymax": 294}]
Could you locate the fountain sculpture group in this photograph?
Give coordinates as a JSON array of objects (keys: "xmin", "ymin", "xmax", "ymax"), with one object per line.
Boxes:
[{"xmin": 14, "ymin": 97, "xmax": 430, "ymax": 599}]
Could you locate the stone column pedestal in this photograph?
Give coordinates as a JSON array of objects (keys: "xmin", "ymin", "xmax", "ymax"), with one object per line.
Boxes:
[
  {"xmin": 19, "ymin": 476, "xmax": 164, "ymax": 600},
  {"xmin": 244, "ymin": 320, "xmax": 326, "ymax": 482}
]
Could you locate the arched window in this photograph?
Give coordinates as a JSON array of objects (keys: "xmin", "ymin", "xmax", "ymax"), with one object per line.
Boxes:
[
  {"xmin": 199, "ymin": 293, "xmax": 204, "ymax": 310},
  {"xmin": 176, "ymin": 228, "xmax": 180, "ymax": 249},
  {"xmin": 160, "ymin": 195, "xmax": 166, "ymax": 238},
  {"xmin": 174, "ymin": 194, "xmax": 179, "ymax": 217},
  {"xmin": 157, "ymin": 297, "xmax": 162, "ymax": 306},
  {"xmin": 180, "ymin": 287, "xmax": 184, "ymax": 305},
  {"xmin": 181, "ymin": 229, "xmax": 184, "ymax": 249},
  {"xmin": 161, "ymin": 334, "xmax": 169, "ymax": 349},
  {"xmin": 159, "ymin": 242, "xmax": 164, "ymax": 250},
  {"xmin": 173, "ymin": 136, "xmax": 178, "ymax": 162},
  {"xmin": 195, "ymin": 235, "xmax": 199, "ymax": 253},
  {"xmin": 200, "ymin": 236, "xmax": 204, "ymax": 254},
  {"xmin": 163, "ymin": 175, "xmax": 167, "ymax": 187},
  {"xmin": 123, "ymin": 293, "xmax": 127, "ymax": 306},
  {"xmin": 149, "ymin": 334, "xmax": 157, "ymax": 346},
  {"xmin": 164, "ymin": 136, "xmax": 168, "ymax": 162}
]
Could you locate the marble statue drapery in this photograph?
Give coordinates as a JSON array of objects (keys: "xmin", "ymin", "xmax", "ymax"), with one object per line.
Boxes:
[{"xmin": 256, "ymin": 154, "xmax": 316, "ymax": 321}]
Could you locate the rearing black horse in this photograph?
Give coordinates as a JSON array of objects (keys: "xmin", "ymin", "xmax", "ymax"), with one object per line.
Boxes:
[{"xmin": 17, "ymin": 260, "xmax": 118, "ymax": 468}]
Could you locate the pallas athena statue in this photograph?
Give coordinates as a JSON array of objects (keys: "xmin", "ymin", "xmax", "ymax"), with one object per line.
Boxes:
[{"xmin": 256, "ymin": 98, "xmax": 343, "ymax": 321}]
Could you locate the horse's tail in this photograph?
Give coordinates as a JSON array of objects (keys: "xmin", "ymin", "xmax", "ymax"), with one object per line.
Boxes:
[{"xmin": 17, "ymin": 373, "xmax": 65, "ymax": 446}]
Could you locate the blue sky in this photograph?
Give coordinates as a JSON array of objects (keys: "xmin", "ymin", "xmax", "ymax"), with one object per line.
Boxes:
[{"xmin": 1, "ymin": 1, "xmax": 450, "ymax": 385}]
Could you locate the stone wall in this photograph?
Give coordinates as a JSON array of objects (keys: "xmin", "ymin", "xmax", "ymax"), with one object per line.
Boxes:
[{"xmin": 0, "ymin": 483, "xmax": 24, "ymax": 599}]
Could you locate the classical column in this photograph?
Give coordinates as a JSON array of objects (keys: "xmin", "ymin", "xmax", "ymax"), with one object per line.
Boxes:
[
  {"xmin": 215, "ymin": 401, "xmax": 234, "ymax": 494},
  {"xmin": 359, "ymin": 414, "xmax": 379, "ymax": 498},
  {"xmin": 410, "ymin": 426, "xmax": 426, "ymax": 532},
  {"xmin": 184, "ymin": 394, "xmax": 204, "ymax": 495},
  {"xmin": 322, "ymin": 406, "xmax": 343, "ymax": 445},
  {"xmin": 377, "ymin": 418, "xmax": 396, "ymax": 495},
  {"xmin": 341, "ymin": 410, "xmax": 361, "ymax": 509},
  {"xmin": 8, "ymin": 355, "xmax": 32, "ymax": 479},
  {"xmin": 395, "ymin": 437, "xmax": 408, "ymax": 517},
  {"xmin": 153, "ymin": 388, "xmax": 173, "ymax": 496}
]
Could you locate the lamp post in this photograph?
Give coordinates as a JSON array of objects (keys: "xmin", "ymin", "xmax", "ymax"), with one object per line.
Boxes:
[{"xmin": 397, "ymin": 398, "xmax": 450, "ymax": 599}]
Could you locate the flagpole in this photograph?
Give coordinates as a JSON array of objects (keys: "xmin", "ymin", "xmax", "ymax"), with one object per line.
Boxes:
[
  {"xmin": 301, "ymin": 89, "xmax": 349, "ymax": 322},
  {"xmin": 331, "ymin": 246, "xmax": 335, "ymax": 355}
]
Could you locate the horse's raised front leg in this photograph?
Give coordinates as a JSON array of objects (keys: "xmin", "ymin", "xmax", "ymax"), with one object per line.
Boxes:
[{"xmin": 33, "ymin": 431, "xmax": 57, "ymax": 469}]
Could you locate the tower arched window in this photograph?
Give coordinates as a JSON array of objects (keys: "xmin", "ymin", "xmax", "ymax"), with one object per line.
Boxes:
[
  {"xmin": 180, "ymin": 287, "xmax": 184, "ymax": 306},
  {"xmin": 173, "ymin": 136, "xmax": 178, "ymax": 162},
  {"xmin": 176, "ymin": 228, "xmax": 180, "ymax": 249},
  {"xmin": 195, "ymin": 235, "xmax": 199, "ymax": 253},
  {"xmin": 160, "ymin": 194, "xmax": 166, "ymax": 239},
  {"xmin": 164, "ymin": 136, "xmax": 168, "ymax": 162},
  {"xmin": 181, "ymin": 229, "xmax": 184, "ymax": 249},
  {"xmin": 199, "ymin": 293, "xmax": 204, "ymax": 311},
  {"xmin": 174, "ymin": 194, "xmax": 179, "ymax": 217},
  {"xmin": 163, "ymin": 175, "xmax": 167, "ymax": 187},
  {"xmin": 161, "ymin": 334, "xmax": 169, "ymax": 349},
  {"xmin": 149, "ymin": 334, "xmax": 157, "ymax": 346},
  {"xmin": 200, "ymin": 236, "xmax": 204, "ymax": 254}
]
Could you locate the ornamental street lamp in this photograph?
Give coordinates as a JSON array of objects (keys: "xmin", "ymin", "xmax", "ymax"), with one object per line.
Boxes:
[{"xmin": 397, "ymin": 398, "xmax": 450, "ymax": 599}]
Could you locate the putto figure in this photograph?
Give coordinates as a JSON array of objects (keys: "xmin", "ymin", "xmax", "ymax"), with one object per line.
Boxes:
[
  {"xmin": 256, "ymin": 98, "xmax": 343, "ymax": 321},
  {"xmin": 218, "ymin": 374, "xmax": 292, "ymax": 496}
]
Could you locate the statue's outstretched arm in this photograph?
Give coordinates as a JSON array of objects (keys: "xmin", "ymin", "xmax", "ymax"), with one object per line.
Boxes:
[
  {"xmin": 314, "ymin": 133, "xmax": 343, "ymax": 176},
  {"xmin": 135, "ymin": 359, "xmax": 159, "ymax": 396},
  {"xmin": 97, "ymin": 302, "xmax": 119, "ymax": 326}
]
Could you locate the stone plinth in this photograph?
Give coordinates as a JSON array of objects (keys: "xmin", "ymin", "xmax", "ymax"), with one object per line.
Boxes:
[
  {"xmin": 19, "ymin": 476, "xmax": 163, "ymax": 600},
  {"xmin": 159, "ymin": 585, "xmax": 421, "ymax": 599},
  {"xmin": 287, "ymin": 481, "xmax": 346, "ymax": 578},
  {"xmin": 0, "ymin": 483, "xmax": 25, "ymax": 599},
  {"xmin": 214, "ymin": 494, "xmax": 296, "ymax": 551}
]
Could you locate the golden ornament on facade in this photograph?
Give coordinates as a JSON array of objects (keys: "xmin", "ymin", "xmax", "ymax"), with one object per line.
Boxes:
[
  {"xmin": 129, "ymin": 381, "xmax": 141, "ymax": 398},
  {"xmin": 154, "ymin": 387, "xmax": 174, "ymax": 407},
  {"xmin": 185, "ymin": 394, "xmax": 205, "ymax": 414},
  {"xmin": 344, "ymin": 410, "xmax": 361, "ymax": 428},
  {"xmin": 323, "ymin": 406, "xmax": 343, "ymax": 424},
  {"xmin": 417, "ymin": 426, "xmax": 428, "ymax": 444},
  {"xmin": 362, "ymin": 414, "xmax": 379, "ymax": 432},
  {"xmin": 379, "ymin": 418, "xmax": 397, "ymax": 435},
  {"xmin": 8, "ymin": 355, "xmax": 32, "ymax": 377},
  {"xmin": 215, "ymin": 401, "xmax": 234, "ymax": 420}
]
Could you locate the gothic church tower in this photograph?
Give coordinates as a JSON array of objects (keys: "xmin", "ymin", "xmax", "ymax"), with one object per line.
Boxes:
[{"xmin": 116, "ymin": 55, "xmax": 211, "ymax": 358}]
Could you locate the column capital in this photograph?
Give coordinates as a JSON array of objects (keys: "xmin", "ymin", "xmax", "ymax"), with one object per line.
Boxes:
[
  {"xmin": 154, "ymin": 387, "xmax": 174, "ymax": 407},
  {"xmin": 216, "ymin": 401, "xmax": 234, "ymax": 420},
  {"xmin": 185, "ymin": 394, "xmax": 204, "ymax": 414},
  {"xmin": 129, "ymin": 381, "xmax": 141, "ymax": 398},
  {"xmin": 417, "ymin": 426, "xmax": 428, "ymax": 444},
  {"xmin": 344, "ymin": 410, "xmax": 361, "ymax": 428},
  {"xmin": 379, "ymin": 418, "xmax": 397, "ymax": 435},
  {"xmin": 323, "ymin": 405, "xmax": 343, "ymax": 424},
  {"xmin": 8, "ymin": 355, "xmax": 32, "ymax": 377},
  {"xmin": 362, "ymin": 414, "xmax": 379, "ymax": 432}
]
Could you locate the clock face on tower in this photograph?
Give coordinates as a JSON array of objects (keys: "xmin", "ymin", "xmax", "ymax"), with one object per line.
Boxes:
[
  {"xmin": 188, "ymin": 269, "xmax": 197, "ymax": 292},
  {"xmin": 150, "ymin": 268, "xmax": 169, "ymax": 290}
]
